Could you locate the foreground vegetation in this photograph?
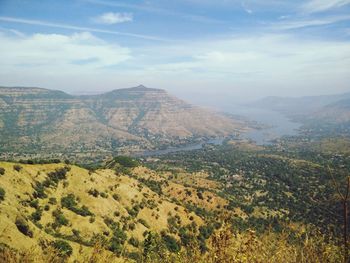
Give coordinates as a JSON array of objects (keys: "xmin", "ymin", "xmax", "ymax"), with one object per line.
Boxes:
[{"xmin": 0, "ymin": 226, "xmax": 344, "ymax": 263}]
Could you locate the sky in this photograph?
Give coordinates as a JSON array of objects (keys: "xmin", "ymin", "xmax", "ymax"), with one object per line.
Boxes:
[{"xmin": 0, "ymin": 0, "xmax": 350, "ymax": 106}]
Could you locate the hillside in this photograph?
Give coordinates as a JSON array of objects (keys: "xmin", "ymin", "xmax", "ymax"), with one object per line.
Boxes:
[
  {"xmin": 0, "ymin": 160, "xmax": 216, "ymax": 262},
  {"xmin": 0, "ymin": 85, "xmax": 245, "ymax": 158},
  {"xmin": 253, "ymin": 92, "xmax": 350, "ymax": 116},
  {"xmin": 314, "ymin": 98, "xmax": 350, "ymax": 123},
  {"xmin": 0, "ymin": 153, "xmax": 343, "ymax": 262}
]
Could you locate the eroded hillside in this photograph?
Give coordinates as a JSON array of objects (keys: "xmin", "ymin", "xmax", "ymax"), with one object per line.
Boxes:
[{"xmin": 0, "ymin": 86, "xmax": 245, "ymax": 157}]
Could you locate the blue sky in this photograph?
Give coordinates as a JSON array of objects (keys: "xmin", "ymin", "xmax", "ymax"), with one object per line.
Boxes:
[{"xmin": 0, "ymin": 0, "xmax": 350, "ymax": 105}]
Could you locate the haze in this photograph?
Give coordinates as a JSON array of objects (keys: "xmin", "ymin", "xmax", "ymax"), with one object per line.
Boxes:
[{"xmin": 0, "ymin": 0, "xmax": 350, "ymax": 107}]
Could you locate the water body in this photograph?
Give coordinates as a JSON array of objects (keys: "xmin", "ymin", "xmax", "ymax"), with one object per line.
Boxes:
[
  {"xmin": 227, "ymin": 106, "xmax": 301, "ymax": 145},
  {"xmin": 135, "ymin": 106, "xmax": 301, "ymax": 157},
  {"xmin": 134, "ymin": 137, "xmax": 225, "ymax": 157}
]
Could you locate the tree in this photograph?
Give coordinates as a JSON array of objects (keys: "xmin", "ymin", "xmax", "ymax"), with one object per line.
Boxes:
[
  {"xmin": 51, "ymin": 240, "xmax": 73, "ymax": 258},
  {"xmin": 0, "ymin": 187, "xmax": 5, "ymax": 202},
  {"xmin": 329, "ymin": 167, "xmax": 350, "ymax": 263}
]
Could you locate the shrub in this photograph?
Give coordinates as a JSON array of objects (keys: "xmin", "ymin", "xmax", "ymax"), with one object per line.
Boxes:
[
  {"xmin": 162, "ymin": 234, "xmax": 181, "ymax": 253},
  {"xmin": 29, "ymin": 199, "xmax": 39, "ymax": 209},
  {"xmin": 15, "ymin": 217, "xmax": 33, "ymax": 238},
  {"xmin": 31, "ymin": 209, "xmax": 42, "ymax": 222},
  {"xmin": 61, "ymin": 194, "xmax": 77, "ymax": 209},
  {"xmin": 51, "ymin": 240, "xmax": 73, "ymax": 258},
  {"xmin": 114, "ymin": 156, "xmax": 139, "ymax": 168},
  {"xmin": 100, "ymin": 192, "xmax": 108, "ymax": 198},
  {"xmin": 128, "ymin": 237, "xmax": 140, "ymax": 247},
  {"xmin": 88, "ymin": 188, "xmax": 99, "ymax": 197},
  {"xmin": 129, "ymin": 222, "xmax": 136, "ymax": 230},
  {"xmin": 52, "ymin": 209, "xmax": 69, "ymax": 227},
  {"xmin": 44, "ymin": 167, "xmax": 70, "ymax": 188},
  {"xmin": 112, "ymin": 194, "xmax": 121, "ymax": 201},
  {"xmin": 0, "ymin": 187, "xmax": 5, "ymax": 202},
  {"xmin": 33, "ymin": 182, "xmax": 47, "ymax": 199},
  {"xmin": 48, "ymin": 197, "xmax": 57, "ymax": 205},
  {"xmin": 61, "ymin": 194, "xmax": 94, "ymax": 216},
  {"xmin": 138, "ymin": 218, "xmax": 150, "ymax": 228},
  {"xmin": 109, "ymin": 228, "xmax": 127, "ymax": 255},
  {"xmin": 0, "ymin": 167, "xmax": 5, "ymax": 175},
  {"xmin": 13, "ymin": 165, "xmax": 22, "ymax": 172}
]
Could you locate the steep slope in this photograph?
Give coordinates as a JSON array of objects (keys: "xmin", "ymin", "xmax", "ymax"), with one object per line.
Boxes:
[
  {"xmin": 0, "ymin": 161, "xmax": 206, "ymax": 261},
  {"xmin": 0, "ymin": 85, "xmax": 245, "ymax": 156}
]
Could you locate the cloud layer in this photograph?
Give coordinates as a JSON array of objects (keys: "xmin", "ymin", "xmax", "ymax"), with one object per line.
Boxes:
[
  {"xmin": 92, "ymin": 12, "xmax": 133, "ymax": 24},
  {"xmin": 0, "ymin": 31, "xmax": 131, "ymax": 74}
]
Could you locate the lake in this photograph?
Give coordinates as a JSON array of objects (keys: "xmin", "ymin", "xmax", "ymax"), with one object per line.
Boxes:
[
  {"xmin": 134, "ymin": 106, "xmax": 301, "ymax": 157},
  {"xmin": 227, "ymin": 105, "xmax": 301, "ymax": 145}
]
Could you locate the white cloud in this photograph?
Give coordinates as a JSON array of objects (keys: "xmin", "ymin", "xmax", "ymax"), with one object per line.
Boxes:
[
  {"xmin": 302, "ymin": 0, "xmax": 350, "ymax": 13},
  {"xmin": 270, "ymin": 15, "xmax": 350, "ymax": 30},
  {"xmin": 92, "ymin": 12, "xmax": 133, "ymax": 24},
  {"xmin": 0, "ymin": 16, "xmax": 166, "ymax": 41},
  {"xmin": 127, "ymin": 33, "xmax": 350, "ymax": 99},
  {"xmin": 0, "ymin": 31, "xmax": 131, "ymax": 73}
]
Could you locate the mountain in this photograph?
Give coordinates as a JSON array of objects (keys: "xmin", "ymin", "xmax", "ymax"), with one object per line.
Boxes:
[
  {"xmin": 253, "ymin": 92, "xmax": 350, "ymax": 123},
  {"xmin": 253, "ymin": 92, "xmax": 350, "ymax": 115},
  {"xmin": 314, "ymin": 98, "xmax": 350, "ymax": 123},
  {"xmin": 0, "ymin": 85, "xmax": 245, "ymax": 157}
]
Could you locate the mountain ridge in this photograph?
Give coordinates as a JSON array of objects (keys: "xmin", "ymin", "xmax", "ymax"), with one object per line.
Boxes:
[{"xmin": 0, "ymin": 85, "xmax": 245, "ymax": 159}]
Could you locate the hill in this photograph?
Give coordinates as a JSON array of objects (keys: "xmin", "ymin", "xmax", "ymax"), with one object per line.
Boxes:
[
  {"xmin": 0, "ymin": 160, "xmax": 214, "ymax": 262},
  {"xmin": 253, "ymin": 92, "xmax": 350, "ymax": 116},
  {"xmin": 0, "ymin": 155, "xmax": 343, "ymax": 262},
  {"xmin": 0, "ymin": 85, "xmax": 245, "ymax": 158}
]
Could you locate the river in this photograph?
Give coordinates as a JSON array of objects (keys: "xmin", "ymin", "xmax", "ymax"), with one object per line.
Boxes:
[
  {"xmin": 227, "ymin": 105, "xmax": 301, "ymax": 145},
  {"xmin": 134, "ymin": 106, "xmax": 301, "ymax": 156}
]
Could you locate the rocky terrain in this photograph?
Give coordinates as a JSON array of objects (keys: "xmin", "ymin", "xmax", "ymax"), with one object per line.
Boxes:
[{"xmin": 0, "ymin": 85, "xmax": 245, "ymax": 157}]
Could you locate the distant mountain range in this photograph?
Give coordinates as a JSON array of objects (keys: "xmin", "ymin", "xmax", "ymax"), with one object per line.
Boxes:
[
  {"xmin": 0, "ymin": 85, "xmax": 245, "ymax": 156},
  {"xmin": 253, "ymin": 92, "xmax": 350, "ymax": 123}
]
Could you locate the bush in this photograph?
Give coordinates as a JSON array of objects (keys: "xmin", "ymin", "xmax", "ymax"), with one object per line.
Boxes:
[
  {"xmin": 29, "ymin": 199, "xmax": 39, "ymax": 209},
  {"xmin": 61, "ymin": 194, "xmax": 77, "ymax": 209},
  {"xmin": 109, "ymin": 227, "xmax": 127, "ymax": 255},
  {"xmin": 13, "ymin": 165, "xmax": 22, "ymax": 172},
  {"xmin": 15, "ymin": 217, "xmax": 33, "ymax": 238},
  {"xmin": 0, "ymin": 187, "xmax": 5, "ymax": 202},
  {"xmin": 0, "ymin": 167, "xmax": 5, "ymax": 175},
  {"xmin": 31, "ymin": 209, "xmax": 42, "ymax": 222},
  {"xmin": 112, "ymin": 194, "xmax": 121, "ymax": 201},
  {"xmin": 52, "ymin": 209, "xmax": 69, "ymax": 227},
  {"xmin": 128, "ymin": 237, "xmax": 140, "ymax": 247},
  {"xmin": 162, "ymin": 234, "xmax": 181, "ymax": 253},
  {"xmin": 33, "ymin": 182, "xmax": 47, "ymax": 199},
  {"xmin": 61, "ymin": 194, "xmax": 93, "ymax": 217},
  {"xmin": 44, "ymin": 167, "xmax": 69, "ymax": 187},
  {"xmin": 100, "ymin": 192, "xmax": 108, "ymax": 198},
  {"xmin": 138, "ymin": 218, "xmax": 150, "ymax": 228},
  {"xmin": 114, "ymin": 156, "xmax": 139, "ymax": 168},
  {"xmin": 48, "ymin": 197, "xmax": 57, "ymax": 205},
  {"xmin": 88, "ymin": 188, "xmax": 99, "ymax": 197},
  {"xmin": 51, "ymin": 240, "xmax": 73, "ymax": 258}
]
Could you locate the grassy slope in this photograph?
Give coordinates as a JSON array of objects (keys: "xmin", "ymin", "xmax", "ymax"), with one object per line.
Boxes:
[{"xmin": 0, "ymin": 162, "xmax": 204, "ymax": 261}]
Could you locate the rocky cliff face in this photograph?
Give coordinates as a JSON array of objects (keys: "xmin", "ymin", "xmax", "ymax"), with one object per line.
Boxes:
[{"xmin": 0, "ymin": 85, "xmax": 245, "ymax": 155}]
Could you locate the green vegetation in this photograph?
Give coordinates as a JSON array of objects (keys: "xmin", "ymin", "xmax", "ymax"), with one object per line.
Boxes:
[
  {"xmin": 52, "ymin": 209, "xmax": 69, "ymax": 228},
  {"xmin": 0, "ymin": 167, "xmax": 5, "ymax": 175},
  {"xmin": 51, "ymin": 240, "xmax": 73, "ymax": 258},
  {"xmin": 61, "ymin": 194, "xmax": 93, "ymax": 217},
  {"xmin": 13, "ymin": 164, "xmax": 22, "ymax": 172},
  {"xmin": 114, "ymin": 156, "xmax": 139, "ymax": 168},
  {"xmin": 15, "ymin": 217, "xmax": 33, "ymax": 238},
  {"xmin": 0, "ymin": 187, "xmax": 5, "ymax": 202}
]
